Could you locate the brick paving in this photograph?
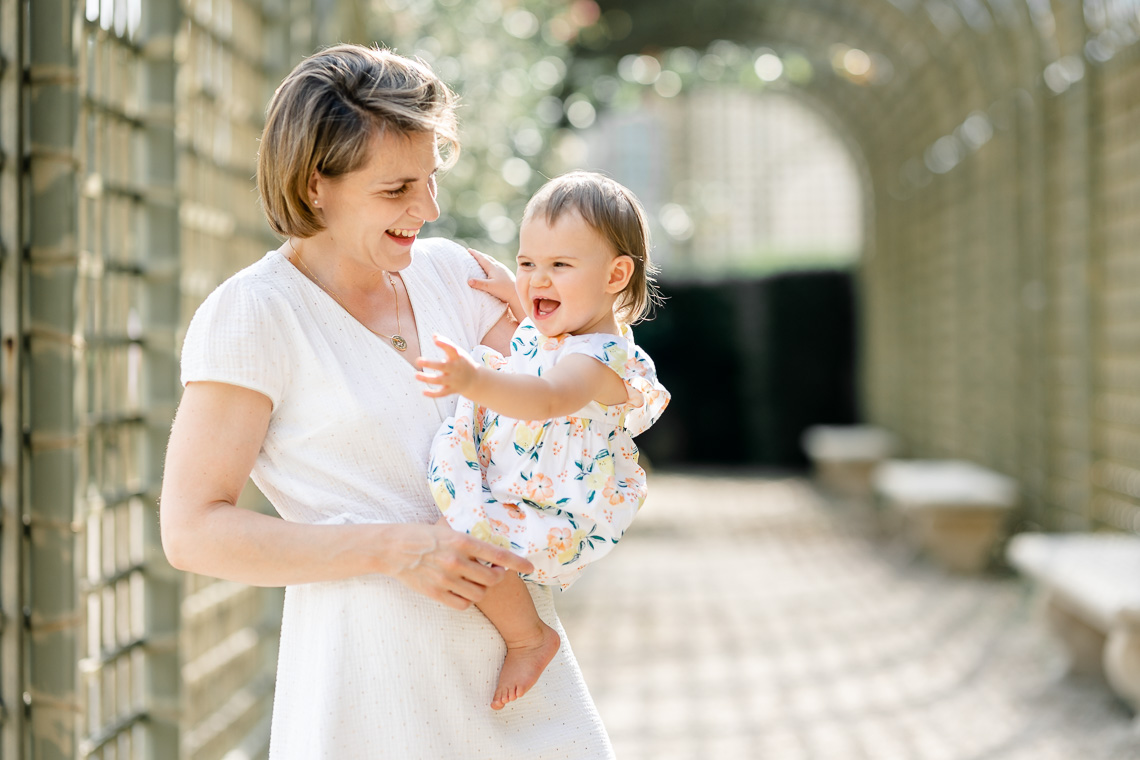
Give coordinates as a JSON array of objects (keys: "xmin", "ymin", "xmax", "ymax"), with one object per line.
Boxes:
[{"xmin": 557, "ymin": 471, "xmax": 1140, "ymax": 760}]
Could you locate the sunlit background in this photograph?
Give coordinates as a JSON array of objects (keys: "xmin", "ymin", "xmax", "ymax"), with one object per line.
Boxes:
[
  {"xmin": 344, "ymin": 0, "xmax": 864, "ymax": 277},
  {"xmin": 6, "ymin": 0, "xmax": 1140, "ymax": 757}
]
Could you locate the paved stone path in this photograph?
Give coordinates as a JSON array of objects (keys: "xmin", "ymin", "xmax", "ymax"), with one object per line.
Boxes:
[{"xmin": 557, "ymin": 471, "xmax": 1140, "ymax": 760}]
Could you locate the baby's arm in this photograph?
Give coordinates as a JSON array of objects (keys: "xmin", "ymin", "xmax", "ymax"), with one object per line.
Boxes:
[
  {"xmin": 467, "ymin": 248, "xmax": 522, "ymax": 355},
  {"xmin": 479, "ymin": 312, "xmax": 516, "ymax": 356},
  {"xmin": 416, "ymin": 335, "xmax": 628, "ymax": 421}
]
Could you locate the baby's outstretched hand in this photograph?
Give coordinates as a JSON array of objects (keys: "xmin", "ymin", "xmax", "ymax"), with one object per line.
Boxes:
[{"xmin": 415, "ymin": 335, "xmax": 480, "ymax": 398}]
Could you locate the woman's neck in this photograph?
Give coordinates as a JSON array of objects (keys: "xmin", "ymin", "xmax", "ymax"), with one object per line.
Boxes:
[{"xmin": 286, "ymin": 235, "xmax": 388, "ymax": 301}]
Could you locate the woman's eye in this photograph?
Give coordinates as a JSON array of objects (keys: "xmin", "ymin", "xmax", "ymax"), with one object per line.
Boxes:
[{"xmin": 381, "ymin": 186, "xmax": 409, "ymax": 198}]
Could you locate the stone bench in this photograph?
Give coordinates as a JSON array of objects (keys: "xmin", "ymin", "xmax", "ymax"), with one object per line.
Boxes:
[
  {"xmin": 801, "ymin": 425, "xmax": 897, "ymax": 498},
  {"xmin": 872, "ymin": 460, "xmax": 1017, "ymax": 572},
  {"xmin": 1007, "ymin": 532, "xmax": 1140, "ymax": 715}
]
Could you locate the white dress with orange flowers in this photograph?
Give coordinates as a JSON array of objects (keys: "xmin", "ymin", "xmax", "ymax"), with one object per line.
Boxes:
[{"xmin": 428, "ymin": 320, "xmax": 670, "ymax": 589}]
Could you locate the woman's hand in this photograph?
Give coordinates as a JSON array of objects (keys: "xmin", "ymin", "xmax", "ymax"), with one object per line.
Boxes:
[
  {"xmin": 383, "ymin": 521, "xmax": 534, "ymax": 610},
  {"xmin": 467, "ymin": 248, "xmax": 524, "ymax": 321},
  {"xmin": 162, "ymin": 382, "xmax": 531, "ymax": 599},
  {"xmin": 415, "ymin": 334, "xmax": 481, "ymax": 398}
]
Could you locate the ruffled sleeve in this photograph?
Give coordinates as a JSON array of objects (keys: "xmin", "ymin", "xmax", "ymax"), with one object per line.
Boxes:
[
  {"xmin": 560, "ymin": 327, "xmax": 670, "ymax": 436},
  {"xmin": 180, "ymin": 277, "xmax": 291, "ymax": 410},
  {"xmin": 620, "ymin": 342, "xmax": 670, "ymax": 436}
]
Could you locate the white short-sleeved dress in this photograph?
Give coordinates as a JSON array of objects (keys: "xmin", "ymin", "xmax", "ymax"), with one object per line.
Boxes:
[
  {"xmin": 427, "ymin": 321, "xmax": 670, "ymax": 589},
  {"xmin": 180, "ymin": 239, "xmax": 614, "ymax": 759}
]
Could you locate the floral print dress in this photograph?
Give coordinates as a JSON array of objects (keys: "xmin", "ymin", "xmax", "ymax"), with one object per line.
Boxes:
[{"xmin": 428, "ymin": 320, "xmax": 670, "ymax": 589}]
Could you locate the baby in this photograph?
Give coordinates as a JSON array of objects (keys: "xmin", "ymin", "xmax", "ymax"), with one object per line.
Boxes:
[{"xmin": 416, "ymin": 171, "xmax": 669, "ymax": 710}]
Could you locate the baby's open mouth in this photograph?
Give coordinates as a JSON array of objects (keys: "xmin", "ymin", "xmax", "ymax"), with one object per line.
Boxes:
[{"xmin": 534, "ymin": 298, "xmax": 560, "ymax": 317}]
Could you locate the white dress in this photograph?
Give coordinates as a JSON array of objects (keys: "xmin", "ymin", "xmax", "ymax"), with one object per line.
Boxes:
[{"xmin": 180, "ymin": 239, "xmax": 614, "ymax": 759}]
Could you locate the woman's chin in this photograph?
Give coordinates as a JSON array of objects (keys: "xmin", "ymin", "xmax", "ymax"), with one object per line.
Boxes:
[{"xmin": 370, "ymin": 245, "xmax": 414, "ymax": 271}]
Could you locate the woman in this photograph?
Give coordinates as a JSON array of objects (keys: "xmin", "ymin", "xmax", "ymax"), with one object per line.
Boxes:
[{"xmin": 160, "ymin": 44, "xmax": 615, "ymax": 758}]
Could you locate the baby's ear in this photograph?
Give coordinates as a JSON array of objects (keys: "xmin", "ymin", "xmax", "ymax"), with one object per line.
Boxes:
[{"xmin": 607, "ymin": 255, "xmax": 635, "ymax": 293}]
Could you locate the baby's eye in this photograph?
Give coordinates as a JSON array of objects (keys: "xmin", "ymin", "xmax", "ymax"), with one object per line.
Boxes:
[
  {"xmin": 517, "ymin": 261, "xmax": 534, "ymax": 269},
  {"xmin": 554, "ymin": 262, "xmax": 570, "ymax": 267}
]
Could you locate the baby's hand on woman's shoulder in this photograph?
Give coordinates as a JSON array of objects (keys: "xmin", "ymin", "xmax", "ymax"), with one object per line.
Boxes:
[
  {"xmin": 415, "ymin": 335, "xmax": 480, "ymax": 398},
  {"xmin": 466, "ymin": 248, "xmax": 524, "ymax": 321}
]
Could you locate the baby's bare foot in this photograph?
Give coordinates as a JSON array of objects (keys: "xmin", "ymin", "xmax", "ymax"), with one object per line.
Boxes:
[{"xmin": 491, "ymin": 623, "xmax": 561, "ymax": 710}]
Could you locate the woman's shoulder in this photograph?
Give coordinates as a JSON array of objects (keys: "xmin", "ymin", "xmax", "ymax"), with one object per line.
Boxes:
[
  {"xmin": 180, "ymin": 251, "xmax": 297, "ymax": 402},
  {"xmin": 409, "ymin": 238, "xmax": 509, "ymax": 340},
  {"xmin": 410, "ymin": 237, "xmax": 482, "ymax": 284},
  {"xmin": 413, "ymin": 236, "xmax": 470, "ymax": 261},
  {"xmin": 195, "ymin": 251, "xmax": 295, "ymax": 315},
  {"xmin": 185, "ymin": 251, "xmax": 303, "ymax": 344}
]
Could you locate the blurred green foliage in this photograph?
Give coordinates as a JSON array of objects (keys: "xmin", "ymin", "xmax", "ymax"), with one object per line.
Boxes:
[
  {"xmin": 339, "ymin": 0, "xmax": 588, "ymax": 259},
  {"xmin": 331, "ymin": 0, "xmax": 798, "ymax": 263},
  {"xmin": 577, "ymin": 0, "xmax": 771, "ymax": 56}
]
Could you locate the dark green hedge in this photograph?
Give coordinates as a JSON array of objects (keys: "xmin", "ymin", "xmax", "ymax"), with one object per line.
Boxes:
[{"xmin": 632, "ymin": 269, "xmax": 858, "ymax": 467}]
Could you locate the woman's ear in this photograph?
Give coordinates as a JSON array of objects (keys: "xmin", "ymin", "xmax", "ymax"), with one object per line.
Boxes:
[
  {"xmin": 307, "ymin": 170, "xmax": 323, "ymax": 209},
  {"xmin": 606, "ymin": 255, "xmax": 635, "ymax": 293}
]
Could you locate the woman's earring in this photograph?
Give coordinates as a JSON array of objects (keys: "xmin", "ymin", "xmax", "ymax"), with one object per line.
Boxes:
[{"xmin": 313, "ymin": 199, "xmax": 320, "ymax": 206}]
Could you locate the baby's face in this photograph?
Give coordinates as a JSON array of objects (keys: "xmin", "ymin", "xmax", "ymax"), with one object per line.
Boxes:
[{"xmin": 515, "ymin": 212, "xmax": 625, "ymax": 338}]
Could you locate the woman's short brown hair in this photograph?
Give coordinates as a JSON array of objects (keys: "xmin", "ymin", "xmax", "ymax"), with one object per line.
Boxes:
[
  {"xmin": 523, "ymin": 171, "xmax": 661, "ymax": 325},
  {"xmin": 257, "ymin": 44, "xmax": 459, "ymax": 238}
]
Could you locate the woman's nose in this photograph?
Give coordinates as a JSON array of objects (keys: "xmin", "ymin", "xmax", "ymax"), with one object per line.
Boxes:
[{"xmin": 411, "ymin": 183, "xmax": 441, "ymax": 223}]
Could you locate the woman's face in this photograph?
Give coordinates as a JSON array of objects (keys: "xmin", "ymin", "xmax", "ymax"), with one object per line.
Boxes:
[{"xmin": 309, "ymin": 129, "xmax": 441, "ymax": 272}]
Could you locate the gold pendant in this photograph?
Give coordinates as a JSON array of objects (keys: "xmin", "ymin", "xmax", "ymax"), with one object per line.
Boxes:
[{"xmin": 391, "ymin": 334, "xmax": 408, "ymax": 352}]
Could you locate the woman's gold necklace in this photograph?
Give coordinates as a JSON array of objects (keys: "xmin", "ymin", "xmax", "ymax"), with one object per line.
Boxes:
[{"xmin": 288, "ymin": 239, "xmax": 410, "ymax": 352}]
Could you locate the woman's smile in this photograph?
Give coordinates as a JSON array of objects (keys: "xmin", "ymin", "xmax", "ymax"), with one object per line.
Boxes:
[{"xmin": 386, "ymin": 226, "xmax": 422, "ymax": 246}]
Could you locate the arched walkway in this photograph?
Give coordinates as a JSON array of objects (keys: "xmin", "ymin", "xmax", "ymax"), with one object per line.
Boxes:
[
  {"xmin": 574, "ymin": 1, "xmax": 1140, "ymax": 536},
  {"xmin": 2, "ymin": 1, "xmax": 1138, "ymax": 756}
]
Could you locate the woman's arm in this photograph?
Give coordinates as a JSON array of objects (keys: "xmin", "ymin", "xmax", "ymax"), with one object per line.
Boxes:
[
  {"xmin": 415, "ymin": 335, "xmax": 629, "ymax": 420},
  {"xmin": 160, "ymin": 381, "xmax": 531, "ymax": 608}
]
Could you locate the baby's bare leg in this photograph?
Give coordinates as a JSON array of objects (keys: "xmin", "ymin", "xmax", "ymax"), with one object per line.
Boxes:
[{"xmin": 477, "ymin": 572, "xmax": 561, "ymax": 710}]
